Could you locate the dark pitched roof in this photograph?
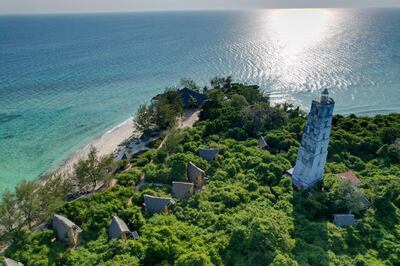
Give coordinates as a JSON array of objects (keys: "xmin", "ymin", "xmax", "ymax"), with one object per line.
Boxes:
[
  {"xmin": 179, "ymin": 88, "xmax": 206, "ymax": 107},
  {"xmin": 258, "ymin": 136, "xmax": 269, "ymax": 149},
  {"xmin": 172, "ymin": 181, "xmax": 194, "ymax": 199},
  {"xmin": 108, "ymin": 216, "xmax": 130, "ymax": 239},
  {"xmin": 199, "ymin": 148, "xmax": 220, "ymax": 161},
  {"xmin": 285, "ymin": 167, "xmax": 294, "ymax": 176},
  {"xmin": 336, "ymin": 171, "xmax": 360, "ymax": 186},
  {"xmin": 3, "ymin": 258, "xmax": 23, "ymax": 266},
  {"xmin": 188, "ymin": 162, "xmax": 205, "ymax": 182},
  {"xmin": 333, "ymin": 214, "xmax": 356, "ymax": 227},
  {"xmin": 131, "ymin": 231, "xmax": 140, "ymax": 240},
  {"xmin": 143, "ymin": 194, "xmax": 175, "ymax": 215}
]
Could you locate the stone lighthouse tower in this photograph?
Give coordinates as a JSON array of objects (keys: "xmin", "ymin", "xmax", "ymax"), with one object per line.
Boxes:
[{"xmin": 292, "ymin": 89, "xmax": 335, "ymax": 189}]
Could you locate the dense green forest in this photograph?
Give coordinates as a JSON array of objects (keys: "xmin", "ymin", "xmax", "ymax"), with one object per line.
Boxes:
[{"xmin": 1, "ymin": 79, "xmax": 400, "ymax": 265}]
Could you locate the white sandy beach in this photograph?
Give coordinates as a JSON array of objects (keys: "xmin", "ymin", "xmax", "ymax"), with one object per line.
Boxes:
[
  {"xmin": 54, "ymin": 117, "xmax": 137, "ymax": 176},
  {"xmin": 53, "ymin": 109, "xmax": 199, "ymax": 177}
]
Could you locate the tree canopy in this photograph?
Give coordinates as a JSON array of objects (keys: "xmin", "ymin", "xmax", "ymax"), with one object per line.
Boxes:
[{"xmin": 1, "ymin": 80, "xmax": 400, "ymax": 265}]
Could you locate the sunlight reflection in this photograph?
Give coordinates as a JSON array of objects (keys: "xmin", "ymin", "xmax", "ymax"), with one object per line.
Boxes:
[{"xmin": 267, "ymin": 9, "xmax": 333, "ymax": 66}]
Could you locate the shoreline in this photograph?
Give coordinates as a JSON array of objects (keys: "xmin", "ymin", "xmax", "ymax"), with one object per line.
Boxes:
[
  {"xmin": 48, "ymin": 117, "xmax": 137, "ymax": 178},
  {"xmin": 47, "ymin": 109, "xmax": 200, "ymax": 180}
]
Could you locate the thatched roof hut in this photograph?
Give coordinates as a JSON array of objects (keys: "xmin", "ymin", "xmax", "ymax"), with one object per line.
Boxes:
[
  {"xmin": 333, "ymin": 214, "xmax": 356, "ymax": 227},
  {"xmin": 143, "ymin": 194, "xmax": 175, "ymax": 215},
  {"xmin": 52, "ymin": 214, "xmax": 82, "ymax": 246},
  {"xmin": 199, "ymin": 148, "xmax": 220, "ymax": 161},
  {"xmin": 336, "ymin": 171, "xmax": 360, "ymax": 186},
  {"xmin": 2, "ymin": 258, "xmax": 23, "ymax": 266},
  {"xmin": 187, "ymin": 161, "xmax": 206, "ymax": 189},
  {"xmin": 108, "ymin": 216, "xmax": 130, "ymax": 239},
  {"xmin": 172, "ymin": 181, "xmax": 194, "ymax": 199},
  {"xmin": 179, "ymin": 87, "xmax": 206, "ymax": 108},
  {"xmin": 258, "ymin": 136, "xmax": 269, "ymax": 149}
]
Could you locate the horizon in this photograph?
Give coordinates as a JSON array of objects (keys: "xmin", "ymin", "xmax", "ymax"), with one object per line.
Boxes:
[
  {"xmin": 1, "ymin": 6, "xmax": 400, "ymax": 16},
  {"xmin": 1, "ymin": 0, "xmax": 400, "ymax": 15}
]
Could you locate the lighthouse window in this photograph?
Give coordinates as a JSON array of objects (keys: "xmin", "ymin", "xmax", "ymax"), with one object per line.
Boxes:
[{"xmin": 320, "ymin": 147, "xmax": 323, "ymax": 153}]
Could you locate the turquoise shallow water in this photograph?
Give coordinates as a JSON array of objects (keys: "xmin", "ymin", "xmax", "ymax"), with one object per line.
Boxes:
[{"xmin": 1, "ymin": 9, "xmax": 400, "ymax": 191}]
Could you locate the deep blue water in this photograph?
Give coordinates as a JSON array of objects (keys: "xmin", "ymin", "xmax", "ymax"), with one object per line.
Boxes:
[{"xmin": 1, "ymin": 9, "xmax": 400, "ymax": 191}]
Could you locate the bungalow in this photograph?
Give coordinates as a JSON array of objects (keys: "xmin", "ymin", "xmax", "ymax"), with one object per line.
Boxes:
[
  {"xmin": 187, "ymin": 161, "xmax": 207, "ymax": 189},
  {"xmin": 172, "ymin": 181, "xmax": 194, "ymax": 199},
  {"xmin": 258, "ymin": 136, "xmax": 269, "ymax": 150},
  {"xmin": 178, "ymin": 87, "xmax": 206, "ymax": 108},
  {"xmin": 2, "ymin": 258, "xmax": 23, "ymax": 266},
  {"xmin": 285, "ymin": 167, "xmax": 294, "ymax": 176},
  {"xmin": 336, "ymin": 171, "xmax": 360, "ymax": 186},
  {"xmin": 52, "ymin": 214, "xmax": 82, "ymax": 247},
  {"xmin": 108, "ymin": 216, "xmax": 131, "ymax": 239},
  {"xmin": 199, "ymin": 148, "xmax": 220, "ymax": 161},
  {"xmin": 143, "ymin": 194, "xmax": 175, "ymax": 215},
  {"xmin": 333, "ymin": 214, "xmax": 356, "ymax": 227}
]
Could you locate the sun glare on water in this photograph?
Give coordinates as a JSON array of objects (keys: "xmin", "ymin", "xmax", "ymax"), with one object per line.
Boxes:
[
  {"xmin": 256, "ymin": 9, "xmax": 335, "ymax": 91},
  {"xmin": 267, "ymin": 9, "xmax": 333, "ymax": 65}
]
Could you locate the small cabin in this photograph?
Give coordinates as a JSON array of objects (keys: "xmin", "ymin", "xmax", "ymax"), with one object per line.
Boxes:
[
  {"xmin": 336, "ymin": 171, "xmax": 360, "ymax": 186},
  {"xmin": 131, "ymin": 230, "xmax": 140, "ymax": 240},
  {"xmin": 52, "ymin": 214, "xmax": 82, "ymax": 247},
  {"xmin": 143, "ymin": 194, "xmax": 175, "ymax": 215},
  {"xmin": 178, "ymin": 87, "xmax": 206, "ymax": 108},
  {"xmin": 285, "ymin": 167, "xmax": 294, "ymax": 176},
  {"xmin": 199, "ymin": 148, "xmax": 220, "ymax": 161},
  {"xmin": 108, "ymin": 216, "xmax": 131, "ymax": 239},
  {"xmin": 258, "ymin": 136, "xmax": 269, "ymax": 150},
  {"xmin": 187, "ymin": 161, "xmax": 206, "ymax": 189},
  {"xmin": 172, "ymin": 181, "xmax": 194, "ymax": 199},
  {"xmin": 333, "ymin": 214, "xmax": 356, "ymax": 227},
  {"xmin": 2, "ymin": 258, "xmax": 23, "ymax": 266}
]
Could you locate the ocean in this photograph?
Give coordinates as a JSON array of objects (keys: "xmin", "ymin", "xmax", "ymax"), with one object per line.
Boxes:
[{"xmin": 0, "ymin": 8, "xmax": 400, "ymax": 191}]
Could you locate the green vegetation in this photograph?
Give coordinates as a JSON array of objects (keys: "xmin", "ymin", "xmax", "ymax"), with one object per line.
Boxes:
[
  {"xmin": 1, "ymin": 79, "xmax": 400, "ymax": 265},
  {"xmin": 134, "ymin": 88, "xmax": 183, "ymax": 134}
]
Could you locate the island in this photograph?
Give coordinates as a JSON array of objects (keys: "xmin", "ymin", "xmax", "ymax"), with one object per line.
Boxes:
[{"xmin": 1, "ymin": 78, "xmax": 400, "ymax": 265}]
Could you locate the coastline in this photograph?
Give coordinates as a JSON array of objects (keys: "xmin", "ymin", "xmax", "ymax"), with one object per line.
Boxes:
[
  {"xmin": 49, "ymin": 109, "xmax": 200, "ymax": 179},
  {"xmin": 50, "ymin": 117, "xmax": 137, "ymax": 178}
]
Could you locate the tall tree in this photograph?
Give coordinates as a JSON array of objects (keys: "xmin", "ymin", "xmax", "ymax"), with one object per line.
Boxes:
[
  {"xmin": 74, "ymin": 147, "xmax": 114, "ymax": 191},
  {"xmin": 335, "ymin": 180, "xmax": 365, "ymax": 214},
  {"xmin": 180, "ymin": 78, "xmax": 199, "ymax": 91},
  {"xmin": 15, "ymin": 180, "xmax": 41, "ymax": 229},
  {"xmin": 0, "ymin": 189, "xmax": 21, "ymax": 235},
  {"xmin": 38, "ymin": 174, "xmax": 71, "ymax": 220},
  {"xmin": 133, "ymin": 104, "xmax": 156, "ymax": 134}
]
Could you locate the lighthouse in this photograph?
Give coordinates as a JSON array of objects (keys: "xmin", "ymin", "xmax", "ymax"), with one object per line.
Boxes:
[{"xmin": 292, "ymin": 89, "xmax": 335, "ymax": 189}]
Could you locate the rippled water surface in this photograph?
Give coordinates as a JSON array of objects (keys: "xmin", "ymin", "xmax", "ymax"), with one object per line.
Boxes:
[{"xmin": 1, "ymin": 9, "xmax": 400, "ymax": 190}]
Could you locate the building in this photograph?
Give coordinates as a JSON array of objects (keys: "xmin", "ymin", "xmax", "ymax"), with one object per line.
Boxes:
[
  {"xmin": 336, "ymin": 171, "xmax": 360, "ymax": 186},
  {"xmin": 2, "ymin": 258, "xmax": 23, "ymax": 266},
  {"xmin": 333, "ymin": 214, "xmax": 356, "ymax": 227},
  {"xmin": 52, "ymin": 214, "xmax": 82, "ymax": 247},
  {"xmin": 292, "ymin": 89, "xmax": 335, "ymax": 189},
  {"xmin": 143, "ymin": 194, "xmax": 175, "ymax": 215},
  {"xmin": 258, "ymin": 136, "xmax": 269, "ymax": 150},
  {"xmin": 188, "ymin": 161, "xmax": 207, "ymax": 189},
  {"xmin": 179, "ymin": 87, "xmax": 206, "ymax": 108},
  {"xmin": 199, "ymin": 148, "xmax": 220, "ymax": 161},
  {"xmin": 172, "ymin": 181, "xmax": 194, "ymax": 199},
  {"xmin": 108, "ymin": 216, "xmax": 131, "ymax": 239}
]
